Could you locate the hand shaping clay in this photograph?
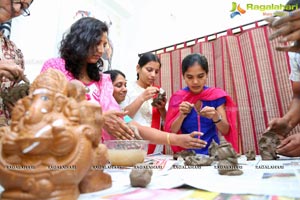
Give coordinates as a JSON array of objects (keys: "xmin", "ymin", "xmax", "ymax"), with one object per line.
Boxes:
[
  {"xmin": 129, "ymin": 125, "xmax": 143, "ymax": 140},
  {"xmin": 259, "ymin": 131, "xmax": 280, "ymax": 160}
]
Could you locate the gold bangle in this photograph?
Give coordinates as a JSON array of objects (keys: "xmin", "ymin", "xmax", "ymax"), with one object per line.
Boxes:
[{"xmin": 167, "ymin": 133, "xmax": 171, "ymax": 145}]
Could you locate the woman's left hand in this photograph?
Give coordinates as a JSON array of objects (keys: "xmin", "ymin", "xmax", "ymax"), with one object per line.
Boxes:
[
  {"xmin": 152, "ymin": 97, "xmax": 166, "ymax": 109},
  {"xmin": 199, "ymin": 106, "xmax": 220, "ymax": 121}
]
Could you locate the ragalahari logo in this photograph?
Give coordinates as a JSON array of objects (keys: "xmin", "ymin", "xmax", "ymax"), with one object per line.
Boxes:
[
  {"xmin": 230, "ymin": 2, "xmax": 246, "ymax": 18},
  {"xmin": 230, "ymin": 3, "xmax": 297, "ymax": 17}
]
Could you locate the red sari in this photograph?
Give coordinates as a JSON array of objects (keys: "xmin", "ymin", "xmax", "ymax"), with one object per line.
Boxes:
[
  {"xmin": 164, "ymin": 87, "xmax": 239, "ymax": 153},
  {"xmin": 148, "ymin": 85, "xmax": 164, "ymax": 154}
]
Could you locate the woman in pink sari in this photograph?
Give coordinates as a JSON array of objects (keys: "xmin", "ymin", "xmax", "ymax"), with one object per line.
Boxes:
[
  {"xmin": 41, "ymin": 17, "xmax": 134, "ymax": 141},
  {"xmin": 165, "ymin": 53, "xmax": 238, "ymax": 155}
]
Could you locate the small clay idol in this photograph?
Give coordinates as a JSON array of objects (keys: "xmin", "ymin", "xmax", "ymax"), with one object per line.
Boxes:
[
  {"xmin": 245, "ymin": 150, "xmax": 256, "ymax": 161},
  {"xmin": 259, "ymin": 131, "xmax": 280, "ymax": 160}
]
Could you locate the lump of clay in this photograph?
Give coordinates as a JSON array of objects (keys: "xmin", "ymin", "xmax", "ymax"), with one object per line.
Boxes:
[
  {"xmin": 151, "ymin": 89, "xmax": 166, "ymax": 107},
  {"xmin": 0, "ymin": 82, "xmax": 30, "ymax": 114},
  {"xmin": 173, "ymin": 150, "xmax": 196, "ymax": 160},
  {"xmin": 259, "ymin": 131, "xmax": 280, "ymax": 160},
  {"xmin": 245, "ymin": 150, "xmax": 256, "ymax": 161},
  {"xmin": 130, "ymin": 168, "xmax": 153, "ymax": 187},
  {"xmin": 185, "ymin": 155, "xmax": 213, "ymax": 166}
]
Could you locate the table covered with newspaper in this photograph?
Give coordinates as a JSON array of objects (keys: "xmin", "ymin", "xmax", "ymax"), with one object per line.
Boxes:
[{"xmin": 77, "ymin": 154, "xmax": 300, "ymax": 200}]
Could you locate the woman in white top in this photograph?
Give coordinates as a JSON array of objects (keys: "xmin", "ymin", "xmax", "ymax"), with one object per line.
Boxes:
[{"xmin": 120, "ymin": 53, "xmax": 167, "ymax": 154}]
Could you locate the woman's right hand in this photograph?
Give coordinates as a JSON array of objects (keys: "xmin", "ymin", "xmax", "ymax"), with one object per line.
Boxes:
[
  {"xmin": 267, "ymin": 117, "xmax": 293, "ymax": 139},
  {"xmin": 139, "ymin": 86, "xmax": 159, "ymax": 102},
  {"xmin": 103, "ymin": 110, "xmax": 135, "ymax": 140},
  {"xmin": 0, "ymin": 59, "xmax": 24, "ymax": 82},
  {"xmin": 179, "ymin": 101, "xmax": 194, "ymax": 116},
  {"xmin": 266, "ymin": 10, "xmax": 300, "ymax": 52},
  {"xmin": 173, "ymin": 131, "xmax": 207, "ymax": 149}
]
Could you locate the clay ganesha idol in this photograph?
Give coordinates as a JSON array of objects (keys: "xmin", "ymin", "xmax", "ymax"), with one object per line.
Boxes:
[{"xmin": 0, "ymin": 69, "xmax": 111, "ymax": 200}]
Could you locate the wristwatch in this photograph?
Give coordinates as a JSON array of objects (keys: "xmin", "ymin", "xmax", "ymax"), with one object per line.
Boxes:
[{"xmin": 212, "ymin": 114, "xmax": 222, "ymax": 124}]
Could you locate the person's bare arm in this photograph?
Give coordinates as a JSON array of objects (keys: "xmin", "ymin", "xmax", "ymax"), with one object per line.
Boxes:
[
  {"xmin": 269, "ymin": 81, "xmax": 300, "ymax": 137},
  {"xmin": 170, "ymin": 101, "xmax": 193, "ymax": 132},
  {"xmin": 285, "ymin": 81, "xmax": 300, "ymax": 127},
  {"xmin": 130, "ymin": 120, "xmax": 207, "ymax": 149},
  {"xmin": 158, "ymin": 106, "xmax": 166, "ymax": 121},
  {"xmin": 124, "ymin": 86, "xmax": 158, "ymax": 118},
  {"xmin": 170, "ymin": 114, "xmax": 186, "ymax": 133},
  {"xmin": 152, "ymin": 92, "xmax": 167, "ymax": 121}
]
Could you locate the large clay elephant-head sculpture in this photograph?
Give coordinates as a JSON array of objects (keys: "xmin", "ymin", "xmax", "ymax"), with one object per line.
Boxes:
[{"xmin": 0, "ymin": 69, "xmax": 111, "ymax": 200}]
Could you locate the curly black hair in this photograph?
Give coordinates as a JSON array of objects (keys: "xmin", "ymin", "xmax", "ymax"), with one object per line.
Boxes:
[{"xmin": 59, "ymin": 17, "xmax": 108, "ymax": 81}]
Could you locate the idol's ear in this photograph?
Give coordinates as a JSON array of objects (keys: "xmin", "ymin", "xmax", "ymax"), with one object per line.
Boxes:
[
  {"xmin": 53, "ymin": 94, "xmax": 67, "ymax": 113},
  {"xmin": 67, "ymin": 80, "xmax": 86, "ymax": 102}
]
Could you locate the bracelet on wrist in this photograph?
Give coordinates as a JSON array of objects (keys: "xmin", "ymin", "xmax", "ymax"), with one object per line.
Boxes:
[
  {"xmin": 167, "ymin": 133, "xmax": 171, "ymax": 145},
  {"xmin": 213, "ymin": 114, "xmax": 222, "ymax": 124}
]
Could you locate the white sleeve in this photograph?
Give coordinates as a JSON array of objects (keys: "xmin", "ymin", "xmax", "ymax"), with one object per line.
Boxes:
[{"xmin": 289, "ymin": 52, "xmax": 300, "ymax": 82}]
